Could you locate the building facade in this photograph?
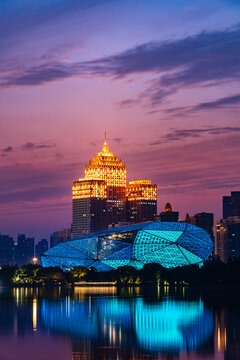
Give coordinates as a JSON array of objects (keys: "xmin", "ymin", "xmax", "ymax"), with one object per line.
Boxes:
[
  {"xmin": 42, "ymin": 222, "xmax": 214, "ymax": 271},
  {"xmin": 215, "ymin": 220, "xmax": 228, "ymax": 263},
  {"xmin": 191, "ymin": 213, "xmax": 214, "ymax": 242},
  {"xmin": 0, "ymin": 234, "xmax": 15, "ymax": 266},
  {"xmin": 35, "ymin": 239, "xmax": 48, "ymax": 260},
  {"xmin": 215, "ymin": 217, "xmax": 240, "ymax": 263},
  {"xmin": 223, "ymin": 192, "xmax": 240, "ymax": 218},
  {"xmin": 223, "ymin": 196, "xmax": 232, "ymax": 219},
  {"xmin": 72, "ymin": 136, "xmax": 157, "ymax": 238},
  {"xmin": 15, "ymin": 234, "xmax": 34, "ymax": 266},
  {"xmin": 159, "ymin": 202, "xmax": 179, "ymax": 222},
  {"xmin": 50, "ymin": 228, "xmax": 71, "ymax": 248},
  {"xmin": 216, "ymin": 192, "xmax": 240, "ymax": 262},
  {"xmin": 126, "ymin": 180, "xmax": 157, "ymax": 223},
  {"xmin": 72, "ymin": 137, "xmax": 126, "ymax": 237}
]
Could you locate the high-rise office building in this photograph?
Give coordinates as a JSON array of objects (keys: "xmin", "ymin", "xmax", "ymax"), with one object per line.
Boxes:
[
  {"xmin": 223, "ymin": 191, "xmax": 240, "ymax": 218},
  {"xmin": 0, "ymin": 234, "xmax": 15, "ymax": 266},
  {"xmin": 15, "ymin": 234, "xmax": 34, "ymax": 266},
  {"xmin": 231, "ymin": 192, "xmax": 240, "ymax": 217},
  {"xmin": 126, "ymin": 180, "xmax": 157, "ymax": 223},
  {"xmin": 219, "ymin": 192, "xmax": 240, "ymax": 262},
  {"xmin": 159, "ymin": 203, "xmax": 179, "ymax": 222},
  {"xmin": 72, "ymin": 136, "xmax": 127, "ymax": 237},
  {"xmin": 185, "ymin": 212, "xmax": 214, "ymax": 243},
  {"xmin": 50, "ymin": 228, "xmax": 71, "ymax": 248},
  {"xmin": 215, "ymin": 217, "xmax": 240, "ymax": 263},
  {"xmin": 72, "ymin": 136, "xmax": 157, "ymax": 237},
  {"xmin": 228, "ymin": 222, "xmax": 240, "ymax": 260},
  {"xmin": 191, "ymin": 213, "xmax": 214, "ymax": 241},
  {"xmin": 215, "ymin": 221, "xmax": 228, "ymax": 263},
  {"xmin": 72, "ymin": 179, "xmax": 108, "ymax": 236},
  {"xmin": 35, "ymin": 239, "xmax": 48, "ymax": 259},
  {"xmin": 223, "ymin": 196, "xmax": 231, "ymax": 219}
]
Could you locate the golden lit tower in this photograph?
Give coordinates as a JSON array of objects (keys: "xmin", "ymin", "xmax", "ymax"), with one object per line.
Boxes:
[
  {"xmin": 72, "ymin": 135, "xmax": 127, "ymax": 237},
  {"xmin": 126, "ymin": 180, "xmax": 157, "ymax": 223},
  {"xmin": 84, "ymin": 133, "xmax": 126, "ymax": 187}
]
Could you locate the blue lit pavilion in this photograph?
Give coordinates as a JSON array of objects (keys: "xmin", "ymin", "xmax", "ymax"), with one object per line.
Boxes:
[{"xmin": 41, "ymin": 222, "xmax": 214, "ymax": 271}]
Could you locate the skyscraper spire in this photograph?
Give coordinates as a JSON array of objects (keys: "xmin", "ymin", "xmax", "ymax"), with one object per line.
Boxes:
[{"xmin": 102, "ymin": 131, "xmax": 109, "ymax": 153}]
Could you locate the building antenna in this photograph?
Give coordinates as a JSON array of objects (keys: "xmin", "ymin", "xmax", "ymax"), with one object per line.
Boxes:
[{"xmin": 104, "ymin": 131, "xmax": 107, "ymax": 143}]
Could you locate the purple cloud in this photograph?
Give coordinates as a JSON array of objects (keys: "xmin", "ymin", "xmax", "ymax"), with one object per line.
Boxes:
[
  {"xmin": 2, "ymin": 146, "xmax": 13, "ymax": 152},
  {"xmin": 21, "ymin": 142, "xmax": 56, "ymax": 150},
  {"xmin": 149, "ymin": 126, "xmax": 240, "ymax": 145},
  {"xmin": 1, "ymin": 25, "xmax": 240, "ymax": 110}
]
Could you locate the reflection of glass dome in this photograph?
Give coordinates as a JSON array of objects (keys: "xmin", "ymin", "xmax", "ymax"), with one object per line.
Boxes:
[
  {"xmin": 134, "ymin": 299, "xmax": 213, "ymax": 352},
  {"xmin": 42, "ymin": 222, "xmax": 213, "ymax": 270},
  {"xmin": 41, "ymin": 298, "xmax": 99, "ymax": 338},
  {"xmin": 41, "ymin": 296, "xmax": 213, "ymax": 354}
]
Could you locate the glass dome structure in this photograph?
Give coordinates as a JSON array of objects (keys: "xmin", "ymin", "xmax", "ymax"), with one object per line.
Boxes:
[{"xmin": 41, "ymin": 222, "xmax": 213, "ymax": 271}]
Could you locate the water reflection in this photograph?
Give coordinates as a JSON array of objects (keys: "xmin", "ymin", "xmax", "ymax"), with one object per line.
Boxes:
[
  {"xmin": 41, "ymin": 294, "xmax": 213, "ymax": 354},
  {"xmin": 0, "ymin": 286, "xmax": 240, "ymax": 359},
  {"xmin": 134, "ymin": 299, "xmax": 213, "ymax": 352}
]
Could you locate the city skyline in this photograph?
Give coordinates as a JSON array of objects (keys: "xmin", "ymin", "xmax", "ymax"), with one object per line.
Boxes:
[
  {"xmin": 1, "ymin": 3, "xmax": 240, "ymax": 360},
  {"xmin": 1, "ymin": 1, "xmax": 240, "ymax": 240},
  {"xmin": 1, "ymin": 133, "xmax": 239, "ymax": 241}
]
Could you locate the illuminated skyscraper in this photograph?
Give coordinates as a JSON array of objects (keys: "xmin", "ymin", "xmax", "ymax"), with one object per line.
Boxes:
[
  {"xmin": 215, "ymin": 217, "xmax": 240, "ymax": 263},
  {"xmin": 215, "ymin": 220, "xmax": 228, "ymax": 263},
  {"xmin": 72, "ymin": 136, "xmax": 127, "ymax": 237},
  {"xmin": 126, "ymin": 180, "xmax": 157, "ymax": 223}
]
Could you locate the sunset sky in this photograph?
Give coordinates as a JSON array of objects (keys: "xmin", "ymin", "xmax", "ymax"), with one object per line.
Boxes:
[{"xmin": 1, "ymin": 0, "xmax": 240, "ymax": 241}]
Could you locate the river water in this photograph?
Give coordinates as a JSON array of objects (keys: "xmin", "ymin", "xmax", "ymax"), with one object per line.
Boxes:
[{"xmin": 0, "ymin": 286, "xmax": 239, "ymax": 360}]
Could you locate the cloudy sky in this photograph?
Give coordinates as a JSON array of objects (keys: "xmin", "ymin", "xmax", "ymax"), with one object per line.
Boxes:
[{"xmin": 1, "ymin": 0, "xmax": 240, "ymax": 241}]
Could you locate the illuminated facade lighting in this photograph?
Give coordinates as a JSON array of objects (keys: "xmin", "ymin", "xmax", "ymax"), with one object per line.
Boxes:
[
  {"xmin": 126, "ymin": 180, "xmax": 157, "ymax": 223},
  {"xmin": 72, "ymin": 136, "xmax": 157, "ymax": 238},
  {"xmin": 72, "ymin": 136, "xmax": 127, "ymax": 237},
  {"xmin": 42, "ymin": 221, "xmax": 214, "ymax": 271}
]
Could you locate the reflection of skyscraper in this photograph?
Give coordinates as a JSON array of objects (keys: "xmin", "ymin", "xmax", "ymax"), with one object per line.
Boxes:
[
  {"xmin": 215, "ymin": 301, "xmax": 240, "ymax": 360},
  {"xmin": 126, "ymin": 180, "xmax": 157, "ymax": 223}
]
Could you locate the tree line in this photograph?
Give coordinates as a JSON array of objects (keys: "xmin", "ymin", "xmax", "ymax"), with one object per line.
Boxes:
[{"xmin": 0, "ymin": 258, "xmax": 240, "ymax": 287}]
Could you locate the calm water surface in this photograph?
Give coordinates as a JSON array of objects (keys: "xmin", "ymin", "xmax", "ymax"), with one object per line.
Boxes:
[{"xmin": 0, "ymin": 286, "xmax": 239, "ymax": 360}]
